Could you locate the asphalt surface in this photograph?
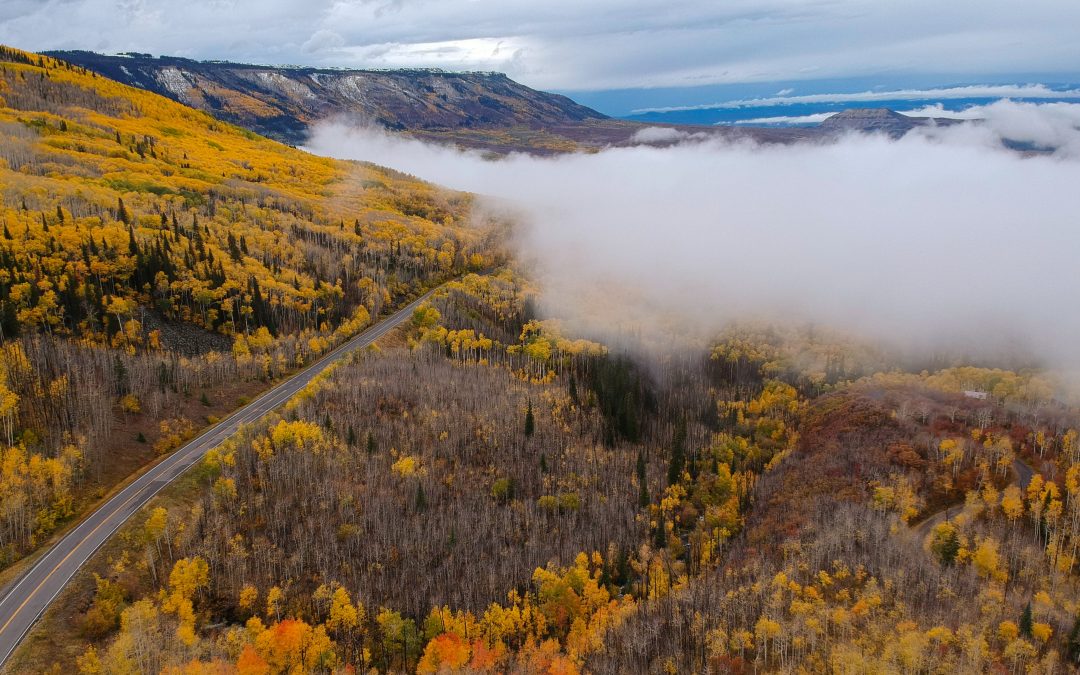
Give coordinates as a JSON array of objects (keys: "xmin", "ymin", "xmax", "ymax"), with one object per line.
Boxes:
[
  {"xmin": 912, "ymin": 458, "xmax": 1036, "ymax": 540},
  {"xmin": 0, "ymin": 288, "xmax": 438, "ymax": 667}
]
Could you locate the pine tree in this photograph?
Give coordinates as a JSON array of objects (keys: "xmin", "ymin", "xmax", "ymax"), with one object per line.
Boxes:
[
  {"xmin": 667, "ymin": 417, "xmax": 687, "ymax": 485},
  {"xmin": 366, "ymin": 432, "xmax": 377, "ymax": 455},
  {"xmin": 939, "ymin": 527, "xmax": 960, "ymax": 566},
  {"xmin": 227, "ymin": 231, "xmax": 242, "ymax": 261},
  {"xmin": 346, "ymin": 425, "xmax": 357, "ymax": 447},
  {"xmin": 615, "ymin": 548, "xmax": 630, "ymax": 588},
  {"xmin": 415, "ymin": 484, "xmax": 427, "ymax": 512},
  {"xmin": 1067, "ymin": 616, "xmax": 1080, "ymax": 664},
  {"xmin": 1020, "ymin": 602, "xmax": 1034, "ymax": 638},
  {"xmin": 128, "ymin": 226, "xmax": 140, "ymax": 257},
  {"xmin": 524, "ymin": 400, "xmax": 535, "ymax": 437},
  {"xmin": 113, "ymin": 355, "xmax": 129, "ymax": 396},
  {"xmin": 637, "ymin": 450, "xmax": 650, "ymax": 508}
]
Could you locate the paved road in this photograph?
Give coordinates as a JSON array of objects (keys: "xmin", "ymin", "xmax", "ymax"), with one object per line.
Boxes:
[
  {"xmin": 0, "ymin": 288, "xmax": 439, "ymax": 666},
  {"xmin": 912, "ymin": 458, "xmax": 1036, "ymax": 540}
]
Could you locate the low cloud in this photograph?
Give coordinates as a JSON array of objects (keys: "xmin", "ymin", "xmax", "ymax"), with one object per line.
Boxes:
[
  {"xmin": 629, "ymin": 126, "xmax": 704, "ymax": 143},
  {"xmin": 733, "ymin": 100, "xmax": 1080, "ymax": 138},
  {"xmin": 633, "ymin": 84, "xmax": 1080, "ymax": 114},
  {"xmin": 306, "ymin": 103, "xmax": 1080, "ymax": 371},
  {"xmin": 732, "ymin": 112, "xmax": 835, "ymax": 125}
]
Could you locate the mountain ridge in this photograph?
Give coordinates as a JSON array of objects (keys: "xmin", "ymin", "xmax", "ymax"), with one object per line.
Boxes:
[
  {"xmin": 36, "ymin": 50, "xmax": 976, "ymax": 152},
  {"xmin": 44, "ymin": 50, "xmax": 607, "ymax": 146}
]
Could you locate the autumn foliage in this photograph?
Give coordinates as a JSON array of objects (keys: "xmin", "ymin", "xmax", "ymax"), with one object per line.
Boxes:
[{"xmin": 0, "ymin": 44, "xmax": 492, "ymax": 567}]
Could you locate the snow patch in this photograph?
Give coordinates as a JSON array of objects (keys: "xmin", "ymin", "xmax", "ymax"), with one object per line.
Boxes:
[
  {"xmin": 155, "ymin": 67, "xmax": 194, "ymax": 101},
  {"xmin": 253, "ymin": 71, "xmax": 316, "ymax": 100}
]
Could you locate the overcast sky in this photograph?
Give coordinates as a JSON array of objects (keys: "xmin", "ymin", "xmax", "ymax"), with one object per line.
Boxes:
[{"xmin": 2, "ymin": 0, "xmax": 1080, "ymax": 93}]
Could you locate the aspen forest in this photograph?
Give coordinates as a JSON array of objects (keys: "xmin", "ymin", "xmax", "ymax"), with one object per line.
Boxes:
[
  {"xmin": 2, "ymin": 44, "xmax": 1080, "ymax": 675},
  {"xmin": 0, "ymin": 45, "xmax": 490, "ymax": 569}
]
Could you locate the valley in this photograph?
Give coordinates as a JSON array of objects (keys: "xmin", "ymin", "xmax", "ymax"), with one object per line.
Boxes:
[{"xmin": 0, "ymin": 40, "xmax": 1078, "ymax": 675}]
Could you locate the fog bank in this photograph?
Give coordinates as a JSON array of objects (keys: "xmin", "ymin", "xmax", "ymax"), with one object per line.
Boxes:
[{"xmin": 306, "ymin": 103, "xmax": 1080, "ymax": 368}]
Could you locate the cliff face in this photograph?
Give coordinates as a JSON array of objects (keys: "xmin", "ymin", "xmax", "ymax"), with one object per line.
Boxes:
[{"xmin": 46, "ymin": 51, "xmax": 607, "ymax": 145}]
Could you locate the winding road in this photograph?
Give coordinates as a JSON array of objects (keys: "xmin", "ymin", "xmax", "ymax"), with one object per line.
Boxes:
[
  {"xmin": 0, "ymin": 288, "xmax": 439, "ymax": 666},
  {"xmin": 912, "ymin": 459, "xmax": 1035, "ymax": 540}
]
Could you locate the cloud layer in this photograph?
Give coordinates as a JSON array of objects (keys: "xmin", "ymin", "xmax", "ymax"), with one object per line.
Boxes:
[
  {"xmin": 3, "ymin": 0, "xmax": 1080, "ymax": 91},
  {"xmin": 735, "ymin": 99, "xmax": 1080, "ymax": 133},
  {"xmin": 633, "ymin": 84, "xmax": 1080, "ymax": 114},
  {"xmin": 305, "ymin": 102, "xmax": 1080, "ymax": 369}
]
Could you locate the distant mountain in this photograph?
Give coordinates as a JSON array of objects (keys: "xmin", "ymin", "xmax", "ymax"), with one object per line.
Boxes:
[
  {"xmin": 34, "ymin": 51, "xmax": 975, "ymax": 152},
  {"xmin": 819, "ymin": 107, "xmax": 963, "ymax": 137},
  {"xmin": 819, "ymin": 108, "xmax": 920, "ymax": 135},
  {"xmin": 45, "ymin": 50, "xmax": 607, "ymax": 146}
]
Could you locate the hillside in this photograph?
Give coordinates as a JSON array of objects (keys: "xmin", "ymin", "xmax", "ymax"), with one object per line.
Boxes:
[
  {"xmin": 0, "ymin": 44, "xmax": 492, "ymax": 570},
  {"xmin": 37, "ymin": 52, "xmax": 981, "ymax": 154},
  {"xmin": 5, "ymin": 44, "xmax": 1080, "ymax": 675},
  {"xmin": 15, "ymin": 269, "xmax": 1080, "ymax": 674},
  {"xmin": 42, "ymin": 51, "xmax": 828, "ymax": 154},
  {"xmin": 44, "ymin": 50, "xmax": 607, "ymax": 147}
]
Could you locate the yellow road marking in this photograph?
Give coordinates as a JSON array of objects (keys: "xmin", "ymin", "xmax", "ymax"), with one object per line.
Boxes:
[
  {"xmin": 0, "ymin": 481, "xmax": 148, "ymax": 636},
  {"xmin": 0, "ymin": 288, "xmax": 430, "ymax": 647}
]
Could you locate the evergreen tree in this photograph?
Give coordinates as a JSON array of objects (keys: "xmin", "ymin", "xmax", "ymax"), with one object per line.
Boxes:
[
  {"xmin": 637, "ymin": 450, "xmax": 650, "ymax": 508},
  {"xmin": 615, "ymin": 548, "xmax": 630, "ymax": 589},
  {"xmin": 227, "ymin": 231, "xmax": 242, "ymax": 261},
  {"xmin": 938, "ymin": 527, "xmax": 960, "ymax": 566},
  {"xmin": 667, "ymin": 417, "xmax": 687, "ymax": 485},
  {"xmin": 1067, "ymin": 616, "xmax": 1080, "ymax": 664},
  {"xmin": 0, "ymin": 301, "xmax": 19, "ymax": 339},
  {"xmin": 415, "ymin": 484, "xmax": 427, "ymax": 512},
  {"xmin": 1020, "ymin": 602, "xmax": 1034, "ymax": 638},
  {"xmin": 113, "ymin": 355, "xmax": 129, "ymax": 396},
  {"xmin": 524, "ymin": 400, "xmax": 535, "ymax": 437}
]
